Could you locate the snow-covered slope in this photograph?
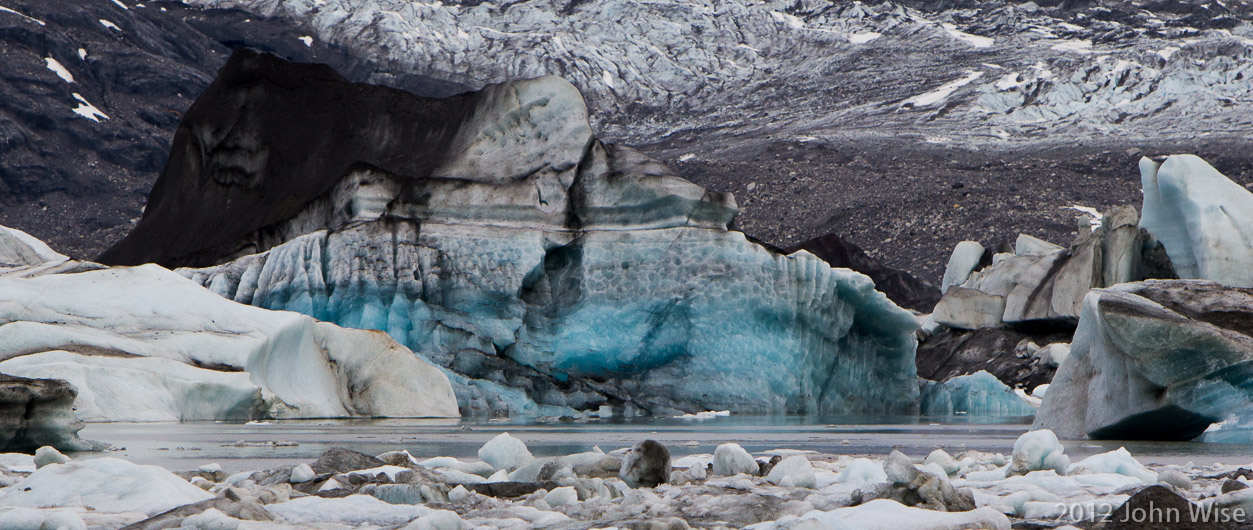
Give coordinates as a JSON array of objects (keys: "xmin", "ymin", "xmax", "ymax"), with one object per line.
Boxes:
[{"xmin": 178, "ymin": 0, "xmax": 1253, "ymax": 147}]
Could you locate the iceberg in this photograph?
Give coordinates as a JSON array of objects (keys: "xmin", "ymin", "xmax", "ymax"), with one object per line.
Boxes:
[
  {"xmin": 102, "ymin": 50, "xmax": 920, "ymax": 416},
  {"xmin": 920, "ymin": 371, "xmax": 1035, "ymax": 417},
  {"xmin": 1140, "ymin": 155, "xmax": 1253, "ymax": 286},
  {"xmin": 0, "ymin": 235, "xmax": 459, "ymax": 422},
  {"xmin": 1035, "ymin": 280, "xmax": 1253, "ymax": 440}
]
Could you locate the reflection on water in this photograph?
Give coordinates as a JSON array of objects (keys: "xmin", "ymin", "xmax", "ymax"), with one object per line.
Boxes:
[{"xmin": 74, "ymin": 415, "xmax": 1251, "ymax": 474}]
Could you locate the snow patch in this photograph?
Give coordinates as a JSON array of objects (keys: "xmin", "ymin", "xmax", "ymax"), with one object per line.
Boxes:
[
  {"xmin": 0, "ymin": 5, "xmax": 45, "ymax": 26},
  {"xmin": 941, "ymin": 23, "xmax": 994, "ymax": 48},
  {"xmin": 77, "ymin": 48, "xmax": 87, "ymax": 60},
  {"xmin": 1063, "ymin": 205, "xmax": 1103, "ymax": 231},
  {"xmin": 71, "ymin": 93, "xmax": 109, "ymax": 122},
  {"xmin": 848, "ymin": 32, "xmax": 880, "ymax": 44},
  {"xmin": 298, "ymin": 35, "xmax": 313, "ymax": 47},
  {"xmin": 44, "ymin": 58, "xmax": 74, "ymax": 84},
  {"xmin": 99, "ymin": 19, "xmax": 121, "ymax": 31},
  {"xmin": 770, "ymin": 11, "xmax": 805, "ymax": 30},
  {"xmin": 1155, "ymin": 47, "xmax": 1180, "ymax": 61},
  {"xmin": 677, "ymin": 153, "xmax": 695, "ymax": 162},
  {"xmin": 902, "ymin": 71, "xmax": 983, "ymax": 108},
  {"xmin": 1050, "ymin": 39, "xmax": 1093, "ymax": 54},
  {"xmin": 111, "ymin": 0, "xmax": 129, "ymax": 9}
]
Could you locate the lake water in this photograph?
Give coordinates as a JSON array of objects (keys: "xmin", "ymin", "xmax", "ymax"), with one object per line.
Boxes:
[{"xmin": 75, "ymin": 415, "xmax": 1253, "ymax": 474}]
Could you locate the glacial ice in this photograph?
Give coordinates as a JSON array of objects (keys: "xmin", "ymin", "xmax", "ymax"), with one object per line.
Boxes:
[
  {"xmin": 713, "ymin": 443, "xmax": 759, "ymax": 476},
  {"xmin": 0, "ymin": 247, "xmax": 459, "ymax": 421},
  {"xmin": 837, "ymin": 458, "xmax": 887, "ymax": 484},
  {"xmin": 1034, "ymin": 280, "xmax": 1253, "ymax": 440},
  {"xmin": 1139, "ymin": 154, "xmax": 1253, "ymax": 286},
  {"xmin": 920, "ymin": 371, "xmax": 1036, "ymax": 417},
  {"xmin": 766, "ymin": 456, "xmax": 817, "ymax": 489},
  {"xmin": 173, "ymin": 69, "xmax": 920, "ymax": 417},
  {"xmin": 477, "ymin": 432, "xmax": 533, "ymax": 472},
  {"xmin": 1070, "ymin": 448, "xmax": 1156, "ymax": 483},
  {"xmin": 1010, "ymin": 430, "xmax": 1069, "ymax": 475},
  {"xmin": 268, "ymin": 494, "xmax": 438, "ymax": 525},
  {"xmin": 0, "ymin": 457, "xmax": 212, "ymax": 516}
]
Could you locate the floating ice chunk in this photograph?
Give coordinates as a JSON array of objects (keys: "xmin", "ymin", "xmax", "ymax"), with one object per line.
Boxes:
[
  {"xmin": 767, "ymin": 456, "xmax": 816, "ymax": 488},
  {"xmin": 674, "ymin": 410, "xmax": 730, "ymax": 420},
  {"xmin": 713, "ymin": 443, "xmax": 757, "ymax": 476},
  {"xmin": 0, "ymin": 508, "xmax": 87, "ymax": 530},
  {"xmin": 902, "ymin": 71, "xmax": 983, "ymax": 107},
  {"xmin": 44, "ymin": 58, "xmax": 74, "ymax": 83},
  {"xmin": 884, "ymin": 451, "xmax": 918, "ymax": 484},
  {"xmin": 447, "ymin": 485, "xmax": 471, "ymax": 503},
  {"xmin": 0, "ymin": 457, "xmax": 212, "ymax": 516},
  {"xmin": 33, "ymin": 446, "xmax": 68, "ymax": 469},
  {"xmin": 417, "ymin": 456, "xmax": 494, "ymax": 477},
  {"xmin": 837, "ymin": 458, "xmax": 887, "ymax": 484},
  {"xmin": 924, "ymin": 449, "xmax": 960, "ymax": 476},
  {"xmin": 290, "ymin": 463, "xmax": 316, "ymax": 483},
  {"xmin": 544, "ymin": 486, "xmax": 578, "ymax": 508},
  {"xmin": 99, "ymin": 19, "xmax": 121, "ymax": 31},
  {"xmin": 1010, "ymin": 430, "xmax": 1069, "ymax": 475},
  {"xmin": 1159, "ymin": 467, "xmax": 1193, "ymax": 490},
  {"xmin": 268, "ymin": 494, "xmax": 434, "ymax": 525},
  {"xmin": 70, "ymin": 93, "xmax": 109, "ymax": 122},
  {"xmin": 478, "ymin": 432, "xmax": 533, "ymax": 471},
  {"xmin": 298, "ymin": 36, "xmax": 313, "ymax": 46},
  {"xmin": 1069, "ymin": 448, "xmax": 1155, "ymax": 483}
]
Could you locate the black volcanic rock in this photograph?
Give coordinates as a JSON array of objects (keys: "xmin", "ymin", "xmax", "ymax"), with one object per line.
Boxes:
[
  {"xmin": 916, "ymin": 327, "xmax": 1071, "ymax": 389},
  {"xmin": 100, "ymin": 48, "xmax": 480, "ymax": 267},
  {"xmin": 786, "ymin": 234, "xmax": 941, "ymax": 312},
  {"xmin": 0, "ymin": 0, "xmax": 465, "ymax": 262}
]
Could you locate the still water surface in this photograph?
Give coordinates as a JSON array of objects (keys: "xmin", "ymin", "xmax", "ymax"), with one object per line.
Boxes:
[{"xmin": 75, "ymin": 415, "xmax": 1253, "ymax": 474}]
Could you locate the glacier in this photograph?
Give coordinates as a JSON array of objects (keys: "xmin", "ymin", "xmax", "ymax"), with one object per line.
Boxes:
[{"xmin": 100, "ymin": 50, "xmax": 921, "ymax": 416}]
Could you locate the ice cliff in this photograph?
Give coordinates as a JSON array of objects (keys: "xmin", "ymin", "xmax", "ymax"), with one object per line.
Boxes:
[{"xmin": 101, "ymin": 50, "xmax": 921, "ymax": 417}]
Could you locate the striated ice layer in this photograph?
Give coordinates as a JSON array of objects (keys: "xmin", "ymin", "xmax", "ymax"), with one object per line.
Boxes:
[{"xmin": 186, "ymin": 221, "xmax": 920, "ymax": 416}]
